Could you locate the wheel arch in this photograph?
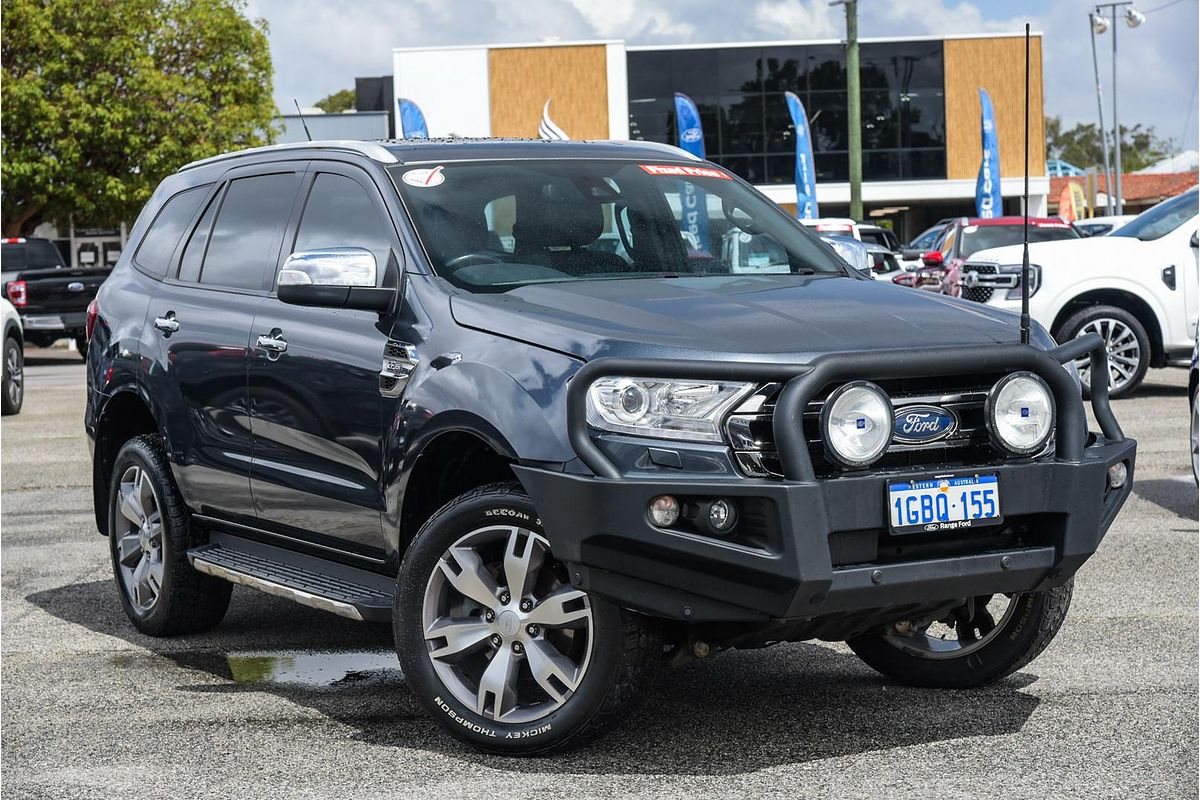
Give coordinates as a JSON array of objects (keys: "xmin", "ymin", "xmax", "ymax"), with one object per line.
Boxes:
[
  {"xmin": 4, "ymin": 318, "xmax": 23, "ymax": 349},
  {"xmin": 92, "ymin": 389, "xmax": 161, "ymax": 536},
  {"xmin": 1050, "ymin": 288, "xmax": 1166, "ymax": 367}
]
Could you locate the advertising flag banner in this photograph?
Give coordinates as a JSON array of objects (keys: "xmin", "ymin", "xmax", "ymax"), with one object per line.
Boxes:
[
  {"xmin": 398, "ymin": 98, "xmax": 428, "ymax": 138},
  {"xmin": 784, "ymin": 91, "xmax": 819, "ymax": 219},
  {"xmin": 673, "ymin": 92, "xmax": 709, "ymax": 250},
  {"xmin": 975, "ymin": 88, "xmax": 1002, "ymax": 218},
  {"xmin": 1070, "ymin": 183, "xmax": 1088, "ymax": 220},
  {"xmin": 1058, "ymin": 183, "xmax": 1077, "ymax": 221}
]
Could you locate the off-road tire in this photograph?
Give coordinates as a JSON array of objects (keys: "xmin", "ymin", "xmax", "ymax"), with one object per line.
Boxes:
[
  {"xmin": 108, "ymin": 435, "xmax": 232, "ymax": 636},
  {"xmin": 1056, "ymin": 305, "xmax": 1150, "ymax": 399},
  {"xmin": 2, "ymin": 335, "xmax": 23, "ymax": 415},
  {"xmin": 394, "ymin": 482, "xmax": 660, "ymax": 755},
  {"xmin": 847, "ymin": 581, "xmax": 1073, "ymax": 689}
]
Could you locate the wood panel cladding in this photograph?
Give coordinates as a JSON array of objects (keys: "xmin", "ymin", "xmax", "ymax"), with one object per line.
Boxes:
[
  {"xmin": 488, "ymin": 45, "xmax": 610, "ymax": 139},
  {"xmin": 944, "ymin": 36, "xmax": 1046, "ymax": 180}
]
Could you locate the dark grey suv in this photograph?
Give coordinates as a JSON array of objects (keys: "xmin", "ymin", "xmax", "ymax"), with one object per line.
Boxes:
[{"xmin": 86, "ymin": 139, "xmax": 1135, "ymax": 753}]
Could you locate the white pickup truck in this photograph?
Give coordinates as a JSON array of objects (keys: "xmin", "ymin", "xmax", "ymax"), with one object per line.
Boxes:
[{"xmin": 959, "ymin": 189, "xmax": 1198, "ymax": 397}]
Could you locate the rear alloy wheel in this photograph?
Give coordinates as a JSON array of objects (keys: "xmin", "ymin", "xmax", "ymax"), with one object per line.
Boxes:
[
  {"xmin": 848, "ymin": 583, "xmax": 1073, "ymax": 689},
  {"xmin": 108, "ymin": 435, "xmax": 231, "ymax": 636},
  {"xmin": 1059, "ymin": 305, "xmax": 1150, "ymax": 399},
  {"xmin": 395, "ymin": 483, "xmax": 659, "ymax": 754},
  {"xmin": 2, "ymin": 336, "xmax": 23, "ymax": 415}
]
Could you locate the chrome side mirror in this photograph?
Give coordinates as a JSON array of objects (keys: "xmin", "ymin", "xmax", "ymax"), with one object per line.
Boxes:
[{"xmin": 277, "ymin": 248, "xmax": 394, "ymax": 312}]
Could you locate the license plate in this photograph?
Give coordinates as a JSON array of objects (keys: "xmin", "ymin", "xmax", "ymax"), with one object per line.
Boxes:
[{"xmin": 887, "ymin": 473, "xmax": 1002, "ymax": 535}]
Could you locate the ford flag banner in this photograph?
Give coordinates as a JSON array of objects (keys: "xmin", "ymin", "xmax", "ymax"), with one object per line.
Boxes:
[
  {"xmin": 398, "ymin": 98, "xmax": 428, "ymax": 138},
  {"xmin": 674, "ymin": 92, "xmax": 709, "ymax": 251},
  {"xmin": 784, "ymin": 91, "xmax": 819, "ymax": 219},
  {"xmin": 975, "ymin": 88, "xmax": 1001, "ymax": 218}
]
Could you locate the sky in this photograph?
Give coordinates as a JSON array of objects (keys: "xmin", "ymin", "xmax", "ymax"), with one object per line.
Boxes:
[{"xmin": 244, "ymin": 0, "xmax": 1200, "ymax": 150}]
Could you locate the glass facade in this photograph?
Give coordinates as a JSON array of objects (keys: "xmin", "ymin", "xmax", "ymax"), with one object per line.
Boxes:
[{"xmin": 627, "ymin": 41, "xmax": 946, "ymax": 185}]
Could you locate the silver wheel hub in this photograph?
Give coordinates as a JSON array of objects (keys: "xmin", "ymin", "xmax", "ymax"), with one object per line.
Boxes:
[
  {"xmin": 113, "ymin": 465, "xmax": 165, "ymax": 614},
  {"xmin": 422, "ymin": 525, "xmax": 594, "ymax": 724},
  {"xmin": 1074, "ymin": 318, "xmax": 1141, "ymax": 393}
]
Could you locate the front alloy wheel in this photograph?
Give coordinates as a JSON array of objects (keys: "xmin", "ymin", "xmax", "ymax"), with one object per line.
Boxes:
[
  {"xmin": 394, "ymin": 483, "xmax": 659, "ymax": 754},
  {"xmin": 422, "ymin": 525, "xmax": 594, "ymax": 723}
]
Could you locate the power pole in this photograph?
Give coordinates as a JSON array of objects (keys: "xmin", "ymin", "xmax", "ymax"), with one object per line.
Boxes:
[{"xmin": 842, "ymin": 0, "xmax": 863, "ymax": 220}]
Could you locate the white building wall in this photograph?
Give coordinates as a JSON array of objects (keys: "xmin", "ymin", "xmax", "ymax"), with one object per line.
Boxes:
[
  {"xmin": 604, "ymin": 42, "xmax": 629, "ymax": 140},
  {"xmin": 392, "ymin": 46, "xmax": 491, "ymax": 138}
]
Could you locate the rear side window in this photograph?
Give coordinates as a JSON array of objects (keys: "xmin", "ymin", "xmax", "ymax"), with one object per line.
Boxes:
[
  {"xmin": 292, "ymin": 172, "xmax": 393, "ymax": 278},
  {"xmin": 177, "ymin": 191, "xmax": 220, "ymax": 284},
  {"xmin": 133, "ymin": 186, "xmax": 210, "ymax": 278},
  {"xmin": 200, "ymin": 173, "xmax": 298, "ymax": 291}
]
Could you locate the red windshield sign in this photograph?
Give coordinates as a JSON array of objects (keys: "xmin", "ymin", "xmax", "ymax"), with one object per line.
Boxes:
[{"xmin": 639, "ymin": 164, "xmax": 733, "ymax": 180}]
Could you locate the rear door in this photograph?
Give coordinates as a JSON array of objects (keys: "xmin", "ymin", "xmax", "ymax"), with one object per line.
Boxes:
[
  {"xmin": 247, "ymin": 163, "xmax": 401, "ymax": 557},
  {"xmin": 143, "ymin": 166, "xmax": 304, "ymax": 525}
]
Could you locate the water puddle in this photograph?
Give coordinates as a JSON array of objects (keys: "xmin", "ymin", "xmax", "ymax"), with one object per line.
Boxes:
[{"xmin": 225, "ymin": 649, "xmax": 402, "ymax": 688}]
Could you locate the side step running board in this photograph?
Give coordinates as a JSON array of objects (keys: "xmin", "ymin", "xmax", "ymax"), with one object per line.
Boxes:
[{"xmin": 188, "ymin": 533, "xmax": 394, "ymax": 622}]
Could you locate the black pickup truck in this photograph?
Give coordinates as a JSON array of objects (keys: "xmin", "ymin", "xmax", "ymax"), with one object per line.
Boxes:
[{"xmin": 2, "ymin": 238, "xmax": 108, "ymax": 351}]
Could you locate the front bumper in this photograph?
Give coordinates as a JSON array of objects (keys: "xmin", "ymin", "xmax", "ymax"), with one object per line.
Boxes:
[{"xmin": 516, "ymin": 335, "xmax": 1136, "ymax": 623}]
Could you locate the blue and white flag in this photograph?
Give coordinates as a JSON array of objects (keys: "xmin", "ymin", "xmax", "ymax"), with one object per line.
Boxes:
[
  {"xmin": 975, "ymin": 88, "xmax": 1001, "ymax": 218},
  {"xmin": 784, "ymin": 91, "xmax": 819, "ymax": 220},
  {"xmin": 398, "ymin": 98, "xmax": 428, "ymax": 138},
  {"xmin": 674, "ymin": 92, "xmax": 708, "ymax": 251}
]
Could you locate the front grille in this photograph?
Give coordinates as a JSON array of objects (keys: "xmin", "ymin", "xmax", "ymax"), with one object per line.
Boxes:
[
  {"xmin": 726, "ymin": 373, "xmax": 1011, "ymax": 479},
  {"xmin": 960, "ymin": 263, "xmax": 997, "ymax": 304}
]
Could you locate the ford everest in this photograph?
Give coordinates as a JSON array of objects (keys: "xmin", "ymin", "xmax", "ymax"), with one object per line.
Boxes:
[{"xmin": 86, "ymin": 139, "xmax": 1135, "ymax": 754}]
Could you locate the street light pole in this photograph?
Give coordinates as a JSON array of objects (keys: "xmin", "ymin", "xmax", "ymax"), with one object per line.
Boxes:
[
  {"xmin": 831, "ymin": 0, "xmax": 862, "ymax": 220},
  {"xmin": 1093, "ymin": 2, "xmax": 1145, "ymax": 216},
  {"xmin": 1089, "ymin": 13, "xmax": 1116, "ymax": 215}
]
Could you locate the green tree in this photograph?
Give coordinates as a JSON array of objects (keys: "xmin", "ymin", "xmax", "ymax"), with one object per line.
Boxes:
[
  {"xmin": 314, "ymin": 88, "xmax": 356, "ymax": 114},
  {"xmin": 1, "ymin": 0, "xmax": 278, "ymax": 236},
  {"xmin": 1046, "ymin": 115, "xmax": 1173, "ymax": 173}
]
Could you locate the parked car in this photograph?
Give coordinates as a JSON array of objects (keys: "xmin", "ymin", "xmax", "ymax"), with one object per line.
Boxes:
[
  {"xmin": 799, "ymin": 217, "xmax": 861, "ymax": 240},
  {"xmin": 857, "ymin": 223, "xmax": 901, "ymax": 252},
  {"xmin": 1, "ymin": 236, "xmax": 66, "ymax": 285},
  {"xmin": 900, "ymin": 218, "xmax": 954, "ymax": 260},
  {"xmin": 911, "ymin": 216, "xmax": 1080, "ymax": 297},
  {"xmin": 2, "ymin": 297, "xmax": 23, "ymax": 415},
  {"xmin": 1190, "ymin": 341, "xmax": 1197, "ymax": 484},
  {"xmin": 1073, "ymin": 215, "xmax": 1136, "ymax": 238},
  {"xmin": 87, "ymin": 139, "xmax": 1135, "ymax": 754},
  {"xmin": 4, "ymin": 265, "xmax": 109, "ymax": 354},
  {"xmin": 960, "ymin": 190, "xmax": 1199, "ymax": 397}
]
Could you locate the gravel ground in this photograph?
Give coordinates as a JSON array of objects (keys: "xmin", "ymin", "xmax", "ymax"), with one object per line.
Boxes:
[{"xmin": 2, "ymin": 348, "xmax": 1196, "ymax": 800}]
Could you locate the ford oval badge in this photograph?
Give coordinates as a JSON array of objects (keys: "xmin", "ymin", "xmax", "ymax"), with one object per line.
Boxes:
[
  {"xmin": 893, "ymin": 405, "xmax": 958, "ymax": 444},
  {"xmin": 67, "ymin": 281, "xmax": 85, "ymax": 292}
]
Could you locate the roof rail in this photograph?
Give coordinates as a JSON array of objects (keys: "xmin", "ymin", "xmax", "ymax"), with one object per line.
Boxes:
[{"xmin": 178, "ymin": 140, "xmax": 399, "ymax": 172}]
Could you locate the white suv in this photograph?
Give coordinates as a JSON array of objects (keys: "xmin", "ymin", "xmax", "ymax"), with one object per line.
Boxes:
[{"xmin": 959, "ymin": 189, "xmax": 1198, "ymax": 397}]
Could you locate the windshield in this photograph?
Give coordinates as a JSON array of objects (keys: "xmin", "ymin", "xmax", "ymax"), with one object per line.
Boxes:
[
  {"xmin": 389, "ymin": 159, "xmax": 845, "ymax": 292},
  {"xmin": 1110, "ymin": 190, "xmax": 1198, "ymax": 241},
  {"xmin": 959, "ymin": 222, "xmax": 1078, "ymax": 258}
]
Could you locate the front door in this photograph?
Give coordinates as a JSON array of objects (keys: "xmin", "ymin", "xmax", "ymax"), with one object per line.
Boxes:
[{"xmin": 247, "ymin": 165, "xmax": 401, "ymax": 557}]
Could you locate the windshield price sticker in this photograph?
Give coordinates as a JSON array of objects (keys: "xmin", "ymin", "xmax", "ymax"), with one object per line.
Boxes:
[
  {"xmin": 638, "ymin": 164, "xmax": 733, "ymax": 180},
  {"xmin": 402, "ymin": 166, "xmax": 446, "ymax": 188}
]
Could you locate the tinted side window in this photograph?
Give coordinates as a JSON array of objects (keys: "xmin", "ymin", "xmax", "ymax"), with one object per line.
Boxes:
[
  {"xmin": 133, "ymin": 185, "xmax": 210, "ymax": 278},
  {"xmin": 292, "ymin": 173, "xmax": 393, "ymax": 279},
  {"xmin": 201, "ymin": 173, "xmax": 298, "ymax": 290},
  {"xmin": 177, "ymin": 189, "xmax": 221, "ymax": 283}
]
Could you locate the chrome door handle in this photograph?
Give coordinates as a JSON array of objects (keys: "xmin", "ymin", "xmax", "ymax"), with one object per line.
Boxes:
[
  {"xmin": 255, "ymin": 335, "xmax": 288, "ymax": 352},
  {"xmin": 153, "ymin": 313, "xmax": 179, "ymax": 334}
]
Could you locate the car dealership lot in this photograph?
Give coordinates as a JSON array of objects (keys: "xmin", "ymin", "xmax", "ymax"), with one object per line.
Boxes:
[{"xmin": 2, "ymin": 349, "xmax": 1196, "ymax": 800}]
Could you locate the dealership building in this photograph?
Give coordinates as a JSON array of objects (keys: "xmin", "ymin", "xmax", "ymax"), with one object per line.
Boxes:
[{"xmin": 392, "ymin": 33, "xmax": 1049, "ymax": 241}]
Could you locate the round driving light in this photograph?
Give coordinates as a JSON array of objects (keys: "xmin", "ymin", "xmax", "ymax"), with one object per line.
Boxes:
[
  {"xmin": 821, "ymin": 381, "xmax": 893, "ymax": 468},
  {"xmin": 614, "ymin": 380, "xmax": 650, "ymax": 423},
  {"xmin": 1107, "ymin": 461, "xmax": 1128, "ymax": 489},
  {"xmin": 648, "ymin": 495, "xmax": 680, "ymax": 527},
  {"xmin": 707, "ymin": 499, "xmax": 737, "ymax": 533},
  {"xmin": 986, "ymin": 372, "xmax": 1054, "ymax": 455}
]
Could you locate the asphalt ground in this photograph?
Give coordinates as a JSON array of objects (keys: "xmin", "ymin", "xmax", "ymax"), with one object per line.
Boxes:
[{"xmin": 2, "ymin": 347, "xmax": 1196, "ymax": 799}]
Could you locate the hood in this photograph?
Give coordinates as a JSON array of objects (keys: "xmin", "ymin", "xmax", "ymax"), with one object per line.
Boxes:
[
  {"xmin": 450, "ymin": 275, "xmax": 1030, "ymax": 362},
  {"xmin": 968, "ymin": 234, "xmax": 1145, "ymax": 266}
]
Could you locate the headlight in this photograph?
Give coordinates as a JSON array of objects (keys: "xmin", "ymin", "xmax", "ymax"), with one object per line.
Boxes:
[
  {"xmin": 1002, "ymin": 263, "xmax": 1040, "ymax": 300},
  {"xmin": 986, "ymin": 372, "xmax": 1054, "ymax": 455},
  {"xmin": 586, "ymin": 378, "xmax": 754, "ymax": 442},
  {"xmin": 821, "ymin": 381, "xmax": 893, "ymax": 468}
]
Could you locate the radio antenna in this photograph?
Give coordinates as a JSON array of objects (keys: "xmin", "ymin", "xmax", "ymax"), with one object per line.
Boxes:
[
  {"xmin": 293, "ymin": 99, "xmax": 313, "ymax": 142},
  {"xmin": 1020, "ymin": 23, "xmax": 1031, "ymax": 345}
]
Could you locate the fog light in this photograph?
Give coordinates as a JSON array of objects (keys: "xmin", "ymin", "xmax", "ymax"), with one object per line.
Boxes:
[
  {"xmin": 1107, "ymin": 461, "xmax": 1127, "ymax": 489},
  {"xmin": 648, "ymin": 495, "xmax": 680, "ymax": 527},
  {"xmin": 707, "ymin": 499, "xmax": 737, "ymax": 533}
]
